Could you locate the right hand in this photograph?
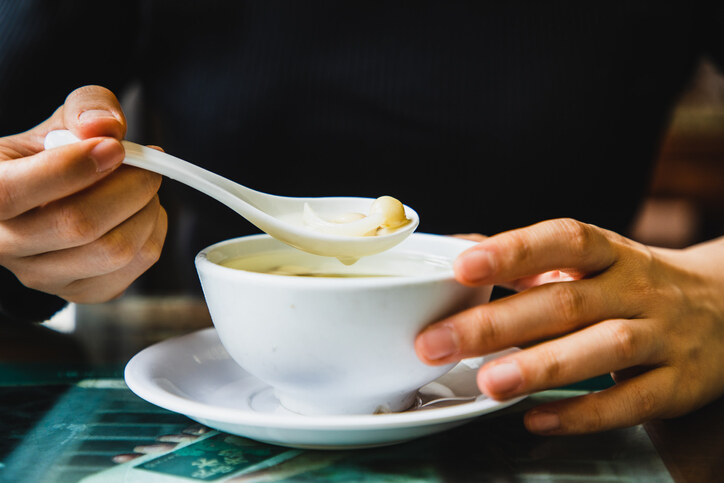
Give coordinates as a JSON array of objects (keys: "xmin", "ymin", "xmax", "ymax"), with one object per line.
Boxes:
[{"xmin": 0, "ymin": 85, "xmax": 167, "ymax": 303}]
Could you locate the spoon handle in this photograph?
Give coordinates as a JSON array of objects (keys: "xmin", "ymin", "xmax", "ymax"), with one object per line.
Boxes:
[{"xmin": 44, "ymin": 130, "xmax": 265, "ymax": 220}]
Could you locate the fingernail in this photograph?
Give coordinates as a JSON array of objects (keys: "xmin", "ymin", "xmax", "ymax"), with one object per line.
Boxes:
[
  {"xmin": 481, "ymin": 361, "xmax": 523, "ymax": 394},
  {"xmin": 79, "ymin": 109, "xmax": 117, "ymax": 124},
  {"xmin": 527, "ymin": 410, "xmax": 560, "ymax": 433},
  {"xmin": 455, "ymin": 249, "xmax": 494, "ymax": 283},
  {"xmin": 418, "ymin": 324, "xmax": 459, "ymax": 360},
  {"xmin": 89, "ymin": 138, "xmax": 124, "ymax": 173}
]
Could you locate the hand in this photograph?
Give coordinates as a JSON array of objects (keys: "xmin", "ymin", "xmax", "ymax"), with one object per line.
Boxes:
[
  {"xmin": 415, "ymin": 218, "xmax": 724, "ymax": 434},
  {"xmin": 0, "ymin": 85, "xmax": 167, "ymax": 303}
]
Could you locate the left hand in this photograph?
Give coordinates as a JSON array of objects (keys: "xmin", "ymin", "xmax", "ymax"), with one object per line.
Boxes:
[
  {"xmin": 0, "ymin": 86, "xmax": 167, "ymax": 303},
  {"xmin": 415, "ymin": 218, "xmax": 724, "ymax": 434}
]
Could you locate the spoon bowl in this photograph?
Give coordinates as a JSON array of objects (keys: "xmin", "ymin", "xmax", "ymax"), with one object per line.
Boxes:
[{"xmin": 44, "ymin": 130, "xmax": 418, "ymax": 260}]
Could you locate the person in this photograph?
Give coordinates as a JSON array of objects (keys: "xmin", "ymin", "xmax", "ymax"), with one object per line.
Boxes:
[{"xmin": 0, "ymin": 2, "xmax": 722, "ymax": 436}]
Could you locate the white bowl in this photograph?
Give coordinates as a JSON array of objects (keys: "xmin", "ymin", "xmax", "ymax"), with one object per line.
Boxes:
[{"xmin": 195, "ymin": 233, "xmax": 489, "ymax": 415}]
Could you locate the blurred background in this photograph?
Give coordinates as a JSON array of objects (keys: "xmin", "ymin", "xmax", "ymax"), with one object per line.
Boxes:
[{"xmin": 630, "ymin": 58, "xmax": 724, "ymax": 248}]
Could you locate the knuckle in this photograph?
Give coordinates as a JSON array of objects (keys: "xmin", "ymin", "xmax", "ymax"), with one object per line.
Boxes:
[
  {"xmin": 538, "ymin": 346, "xmax": 564, "ymax": 383},
  {"xmin": 55, "ymin": 204, "xmax": 100, "ymax": 245},
  {"xmin": 552, "ymin": 283, "xmax": 585, "ymax": 322},
  {"xmin": 14, "ymin": 268, "xmax": 55, "ymax": 293},
  {"xmin": 57, "ymin": 281, "xmax": 84, "ymax": 303},
  {"xmin": 137, "ymin": 170, "xmax": 162, "ymax": 197},
  {"xmin": 662, "ymin": 281, "xmax": 688, "ymax": 313},
  {"xmin": 623, "ymin": 273, "xmax": 658, "ymax": 312},
  {"xmin": 505, "ymin": 230, "xmax": 532, "ymax": 266},
  {"xmin": 61, "ymin": 281, "xmax": 111, "ymax": 304},
  {"xmin": 620, "ymin": 257, "xmax": 660, "ymax": 297},
  {"xmin": 95, "ymin": 230, "xmax": 137, "ymax": 272},
  {"xmin": 0, "ymin": 177, "xmax": 19, "ymax": 219},
  {"xmin": 584, "ymin": 399, "xmax": 607, "ymax": 432},
  {"xmin": 558, "ymin": 218, "xmax": 594, "ymax": 259},
  {"xmin": 628, "ymin": 251, "xmax": 680, "ymax": 309},
  {"xmin": 138, "ymin": 235, "xmax": 163, "ymax": 268},
  {"xmin": 608, "ymin": 321, "xmax": 638, "ymax": 362},
  {"xmin": 465, "ymin": 307, "xmax": 502, "ymax": 349}
]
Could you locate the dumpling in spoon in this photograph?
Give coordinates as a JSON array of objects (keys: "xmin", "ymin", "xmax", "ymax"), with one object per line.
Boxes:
[{"xmin": 303, "ymin": 196, "xmax": 411, "ymax": 237}]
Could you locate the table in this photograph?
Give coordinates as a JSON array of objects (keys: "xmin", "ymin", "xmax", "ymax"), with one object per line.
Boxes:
[{"xmin": 1, "ymin": 296, "xmax": 722, "ymax": 482}]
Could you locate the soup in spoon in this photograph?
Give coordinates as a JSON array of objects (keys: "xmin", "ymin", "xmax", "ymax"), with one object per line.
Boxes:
[{"xmin": 303, "ymin": 195, "xmax": 411, "ymax": 237}]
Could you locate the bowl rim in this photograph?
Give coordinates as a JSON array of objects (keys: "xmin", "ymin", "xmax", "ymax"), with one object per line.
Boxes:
[{"xmin": 194, "ymin": 233, "xmax": 477, "ymax": 289}]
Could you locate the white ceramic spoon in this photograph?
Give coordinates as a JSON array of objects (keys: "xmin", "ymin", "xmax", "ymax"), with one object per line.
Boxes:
[{"xmin": 44, "ymin": 130, "xmax": 418, "ymax": 261}]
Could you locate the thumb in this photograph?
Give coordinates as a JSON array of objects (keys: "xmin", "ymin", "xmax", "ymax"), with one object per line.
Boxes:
[
  {"xmin": 62, "ymin": 85, "xmax": 127, "ymax": 140},
  {"xmin": 28, "ymin": 85, "xmax": 127, "ymax": 145}
]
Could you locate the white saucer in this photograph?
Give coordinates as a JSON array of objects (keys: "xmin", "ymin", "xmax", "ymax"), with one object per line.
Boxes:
[{"xmin": 125, "ymin": 328, "xmax": 525, "ymax": 449}]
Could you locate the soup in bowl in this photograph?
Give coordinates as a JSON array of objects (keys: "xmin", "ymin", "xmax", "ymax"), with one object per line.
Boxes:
[{"xmin": 195, "ymin": 233, "xmax": 490, "ymax": 415}]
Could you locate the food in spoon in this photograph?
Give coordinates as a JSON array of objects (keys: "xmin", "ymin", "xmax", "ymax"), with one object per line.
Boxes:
[
  {"xmin": 302, "ymin": 196, "xmax": 411, "ymax": 237},
  {"xmin": 45, "ymin": 130, "xmax": 417, "ymax": 261}
]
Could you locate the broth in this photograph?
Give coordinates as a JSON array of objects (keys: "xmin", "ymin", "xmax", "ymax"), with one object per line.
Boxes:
[{"xmin": 219, "ymin": 250, "xmax": 452, "ymax": 278}]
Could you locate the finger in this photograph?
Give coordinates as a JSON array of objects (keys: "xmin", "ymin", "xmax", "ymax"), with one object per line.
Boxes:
[
  {"xmin": 454, "ymin": 218, "xmax": 618, "ymax": 286},
  {"xmin": 416, "ymin": 274, "xmax": 640, "ymax": 364},
  {"xmin": 0, "ymin": 165, "xmax": 161, "ymax": 256},
  {"xmin": 0, "ymin": 138, "xmax": 125, "ymax": 220},
  {"xmin": 523, "ymin": 367, "xmax": 675, "ymax": 434},
  {"xmin": 8, "ymin": 196, "xmax": 162, "ymax": 289},
  {"xmin": 58, "ymin": 206, "xmax": 167, "ymax": 304},
  {"xmin": 452, "ymin": 233, "xmax": 488, "ymax": 243},
  {"xmin": 63, "ymin": 86, "xmax": 127, "ymax": 140},
  {"xmin": 476, "ymin": 318, "xmax": 660, "ymax": 400},
  {"xmin": 63, "ymin": 85, "xmax": 126, "ymax": 139},
  {"xmin": 23, "ymin": 86, "xmax": 126, "ymax": 151},
  {"xmin": 507, "ymin": 269, "xmax": 578, "ymax": 292}
]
